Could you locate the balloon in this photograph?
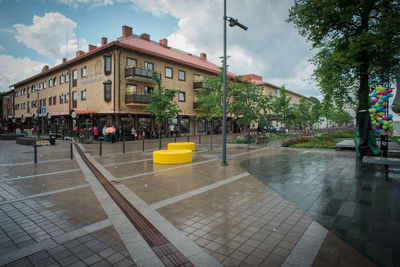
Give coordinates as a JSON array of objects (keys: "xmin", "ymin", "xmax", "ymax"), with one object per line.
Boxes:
[
  {"xmin": 375, "ymin": 103, "xmax": 380, "ymax": 107},
  {"xmin": 383, "ymin": 116, "xmax": 388, "ymax": 120},
  {"xmin": 372, "ymin": 105, "xmax": 376, "ymax": 108},
  {"xmin": 388, "ymin": 114, "xmax": 393, "ymax": 119},
  {"xmin": 379, "ymin": 120, "xmax": 384, "ymax": 125},
  {"xmin": 374, "ymin": 98, "xmax": 379, "ymax": 103},
  {"xmin": 376, "ymin": 129, "xmax": 381, "ymax": 134},
  {"xmin": 382, "ymin": 125, "xmax": 388, "ymax": 130},
  {"xmin": 379, "ymin": 112, "xmax": 384, "ymax": 117},
  {"xmin": 372, "ymin": 92, "xmax": 377, "ymax": 97},
  {"xmin": 376, "ymin": 123, "xmax": 380, "ymax": 127},
  {"xmin": 384, "ymin": 121, "xmax": 389, "ymax": 126},
  {"xmin": 387, "ymin": 88, "xmax": 393, "ymax": 93},
  {"xmin": 377, "ymin": 117, "xmax": 382, "ymax": 121},
  {"xmin": 377, "ymin": 126, "xmax": 382, "ymax": 129},
  {"xmin": 378, "ymin": 99, "xmax": 384, "ymax": 104}
]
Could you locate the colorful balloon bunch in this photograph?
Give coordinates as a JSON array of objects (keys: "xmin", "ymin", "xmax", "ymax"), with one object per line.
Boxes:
[{"xmin": 369, "ymin": 86, "xmax": 394, "ymax": 135}]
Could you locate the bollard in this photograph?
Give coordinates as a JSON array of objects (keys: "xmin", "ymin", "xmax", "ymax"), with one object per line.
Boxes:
[
  {"xmin": 174, "ymin": 136, "xmax": 177, "ymax": 143},
  {"xmin": 142, "ymin": 138, "xmax": 145, "ymax": 152},
  {"xmin": 99, "ymin": 141, "xmax": 102, "ymax": 157},
  {"xmin": 199, "ymin": 135, "xmax": 201, "ymax": 144},
  {"xmin": 34, "ymin": 145, "xmax": 37, "ymax": 163},
  {"xmin": 70, "ymin": 143, "xmax": 73, "ymax": 159},
  {"xmin": 187, "ymin": 136, "xmax": 190, "ymax": 142},
  {"xmin": 123, "ymin": 138, "xmax": 126, "ymax": 154}
]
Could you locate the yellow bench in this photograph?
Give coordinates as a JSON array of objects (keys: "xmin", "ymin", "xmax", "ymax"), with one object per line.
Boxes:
[
  {"xmin": 153, "ymin": 149, "xmax": 192, "ymax": 164},
  {"xmin": 168, "ymin": 142, "xmax": 195, "ymax": 151}
]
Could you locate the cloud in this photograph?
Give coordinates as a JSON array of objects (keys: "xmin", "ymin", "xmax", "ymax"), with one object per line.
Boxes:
[
  {"xmin": 0, "ymin": 44, "xmax": 4, "ymax": 51},
  {"xmin": 123, "ymin": 0, "xmax": 318, "ymax": 97},
  {"xmin": 13, "ymin": 12, "xmax": 88, "ymax": 62},
  {"xmin": 0, "ymin": 54, "xmax": 46, "ymax": 92},
  {"xmin": 55, "ymin": 0, "xmax": 114, "ymax": 9}
]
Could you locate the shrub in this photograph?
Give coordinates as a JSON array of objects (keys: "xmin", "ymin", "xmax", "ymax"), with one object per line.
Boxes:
[{"xmin": 282, "ymin": 137, "xmax": 309, "ymax": 147}]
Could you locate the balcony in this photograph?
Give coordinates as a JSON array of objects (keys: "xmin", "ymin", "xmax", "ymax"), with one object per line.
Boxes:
[
  {"xmin": 193, "ymin": 76, "xmax": 205, "ymax": 90},
  {"xmin": 193, "ymin": 102, "xmax": 201, "ymax": 110},
  {"xmin": 125, "ymin": 66, "xmax": 160, "ymax": 83},
  {"xmin": 125, "ymin": 94, "xmax": 151, "ymax": 105}
]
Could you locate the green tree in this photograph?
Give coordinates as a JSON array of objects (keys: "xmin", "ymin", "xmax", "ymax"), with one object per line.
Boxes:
[
  {"xmin": 310, "ymin": 97, "xmax": 323, "ymax": 128},
  {"xmin": 288, "ymin": 0, "xmax": 400, "ymax": 111},
  {"xmin": 228, "ymin": 81, "xmax": 264, "ymax": 133},
  {"xmin": 258, "ymin": 93, "xmax": 274, "ymax": 130},
  {"xmin": 294, "ymin": 97, "xmax": 312, "ymax": 132},
  {"xmin": 194, "ymin": 74, "xmax": 223, "ymax": 149},
  {"xmin": 144, "ymin": 72, "xmax": 181, "ymax": 149},
  {"xmin": 272, "ymin": 86, "xmax": 294, "ymax": 128}
]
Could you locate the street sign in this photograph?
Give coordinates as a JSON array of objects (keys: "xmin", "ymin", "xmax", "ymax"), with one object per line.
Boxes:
[{"xmin": 41, "ymin": 107, "xmax": 47, "ymax": 114}]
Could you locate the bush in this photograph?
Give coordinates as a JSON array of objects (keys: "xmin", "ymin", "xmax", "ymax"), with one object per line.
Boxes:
[
  {"xmin": 321, "ymin": 128, "xmax": 355, "ymax": 138},
  {"xmin": 282, "ymin": 137, "xmax": 309, "ymax": 147}
]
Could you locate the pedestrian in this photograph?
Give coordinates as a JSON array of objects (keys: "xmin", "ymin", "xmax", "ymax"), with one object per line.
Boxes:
[
  {"xmin": 93, "ymin": 126, "xmax": 99, "ymax": 140},
  {"xmin": 131, "ymin": 126, "xmax": 136, "ymax": 140},
  {"xmin": 111, "ymin": 125, "xmax": 116, "ymax": 143},
  {"xmin": 169, "ymin": 124, "xmax": 174, "ymax": 137},
  {"xmin": 102, "ymin": 125, "xmax": 107, "ymax": 141}
]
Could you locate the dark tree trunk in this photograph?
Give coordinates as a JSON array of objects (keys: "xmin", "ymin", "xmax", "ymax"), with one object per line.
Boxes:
[{"xmin": 158, "ymin": 121, "xmax": 161, "ymax": 150}]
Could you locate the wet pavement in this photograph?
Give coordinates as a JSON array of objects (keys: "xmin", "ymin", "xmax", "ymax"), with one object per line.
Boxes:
[{"xmin": 0, "ymin": 137, "xmax": 383, "ymax": 266}]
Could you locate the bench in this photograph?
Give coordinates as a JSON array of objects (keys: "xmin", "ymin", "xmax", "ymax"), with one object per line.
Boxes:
[
  {"xmin": 168, "ymin": 142, "xmax": 195, "ymax": 151},
  {"xmin": 153, "ymin": 149, "xmax": 192, "ymax": 164},
  {"xmin": 362, "ymin": 156, "xmax": 400, "ymax": 180}
]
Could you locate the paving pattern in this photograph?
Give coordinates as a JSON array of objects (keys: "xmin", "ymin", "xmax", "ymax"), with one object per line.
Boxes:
[{"xmin": 242, "ymin": 150, "xmax": 398, "ymax": 267}]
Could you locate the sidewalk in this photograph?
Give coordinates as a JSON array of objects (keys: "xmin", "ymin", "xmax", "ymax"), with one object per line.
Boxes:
[{"xmin": 0, "ymin": 139, "xmax": 377, "ymax": 266}]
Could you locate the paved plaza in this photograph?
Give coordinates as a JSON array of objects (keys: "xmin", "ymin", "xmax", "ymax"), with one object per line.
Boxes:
[{"xmin": 0, "ymin": 136, "xmax": 394, "ymax": 266}]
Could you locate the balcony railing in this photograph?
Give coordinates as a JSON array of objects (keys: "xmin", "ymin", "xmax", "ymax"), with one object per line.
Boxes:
[
  {"xmin": 125, "ymin": 94, "xmax": 151, "ymax": 105},
  {"xmin": 193, "ymin": 81, "xmax": 205, "ymax": 90},
  {"xmin": 125, "ymin": 66, "xmax": 160, "ymax": 82}
]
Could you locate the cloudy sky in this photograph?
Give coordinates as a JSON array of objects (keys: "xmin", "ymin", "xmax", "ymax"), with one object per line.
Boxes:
[{"xmin": 0, "ymin": 0, "xmax": 319, "ymax": 97}]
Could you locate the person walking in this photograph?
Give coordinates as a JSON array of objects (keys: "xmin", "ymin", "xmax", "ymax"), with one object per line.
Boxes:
[
  {"xmin": 131, "ymin": 126, "xmax": 136, "ymax": 141},
  {"xmin": 93, "ymin": 126, "xmax": 99, "ymax": 141},
  {"xmin": 169, "ymin": 124, "xmax": 174, "ymax": 137}
]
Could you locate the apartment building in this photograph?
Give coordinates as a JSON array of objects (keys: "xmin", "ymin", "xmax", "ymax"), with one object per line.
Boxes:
[{"xmin": 10, "ymin": 25, "xmax": 311, "ymax": 134}]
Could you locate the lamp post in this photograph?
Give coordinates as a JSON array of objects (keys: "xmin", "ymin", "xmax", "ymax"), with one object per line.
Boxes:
[{"xmin": 222, "ymin": 0, "xmax": 247, "ymax": 166}]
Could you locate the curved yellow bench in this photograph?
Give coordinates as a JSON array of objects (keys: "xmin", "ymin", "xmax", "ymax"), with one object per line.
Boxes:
[
  {"xmin": 168, "ymin": 142, "xmax": 195, "ymax": 151},
  {"xmin": 153, "ymin": 149, "xmax": 192, "ymax": 164}
]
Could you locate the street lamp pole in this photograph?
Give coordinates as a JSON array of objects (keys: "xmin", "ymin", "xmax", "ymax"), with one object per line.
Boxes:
[
  {"xmin": 221, "ymin": 0, "xmax": 247, "ymax": 166},
  {"xmin": 222, "ymin": 0, "xmax": 228, "ymax": 166}
]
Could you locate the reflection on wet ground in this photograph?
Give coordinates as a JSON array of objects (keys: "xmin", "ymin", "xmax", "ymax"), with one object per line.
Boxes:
[{"xmin": 241, "ymin": 151, "xmax": 400, "ymax": 267}]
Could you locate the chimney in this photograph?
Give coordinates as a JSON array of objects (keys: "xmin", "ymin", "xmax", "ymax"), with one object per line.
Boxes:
[
  {"xmin": 200, "ymin": 53, "xmax": 207, "ymax": 61},
  {"xmin": 160, "ymin": 39, "xmax": 168, "ymax": 47},
  {"xmin": 122, "ymin": 25, "xmax": 133, "ymax": 38},
  {"xmin": 140, "ymin": 33, "xmax": 150, "ymax": 41},
  {"xmin": 42, "ymin": 65, "xmax": 49, "ymax": 72},
  {"xmin": 76, "ymin": 50, "xmax": 84, "ymax": 57},
  {"xmin": 88, "ymin": 44, "xmax": 97, "ymax": 52},
  {"xmin": 101, "ymin": 37, "xmax": 107, "ymax": 45},
  {"xmin": 62, "ymin": 58, "xmax": 67, "ymax": 64}
]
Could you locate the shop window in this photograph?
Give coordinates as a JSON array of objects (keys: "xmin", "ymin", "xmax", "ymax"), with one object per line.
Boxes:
[
  {"xmin": 165, "ymin": 67, "xmax": 173, "ymax": 78},
  {"xmin": 180, "ymin": 117, "xmax": 190, "ymax": 133},
  {"xmin": 178, "ymin": 70, "xmax": 185, "ymax": 81},
  {"xmin": 198, "ymin": 119, "xmax": 206, "ymax": 132}
]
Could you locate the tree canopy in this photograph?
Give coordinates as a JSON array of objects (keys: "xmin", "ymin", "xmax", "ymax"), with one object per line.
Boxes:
[{"xmin": 288, "ymin": 0, "xmax": 400, "ymax": 111}]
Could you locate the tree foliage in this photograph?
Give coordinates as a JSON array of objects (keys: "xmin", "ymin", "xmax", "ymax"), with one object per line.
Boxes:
[
  {"xmin": 293, "ymin": 97, "xmax": 312, "ymax": 129},
  {"xmin": 288, "ymin": 0, "xmax": 400, "ymax": 111},
  {"xmin": 272, "ymin": 86, "xmax": 294, "ymax": 127},
  {"xmin": 144, "ymin": 72, "xmax": 181, "ymax": 136}
]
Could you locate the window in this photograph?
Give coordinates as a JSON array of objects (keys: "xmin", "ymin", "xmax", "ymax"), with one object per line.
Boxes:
[
  {"xmin": 39, "ymin": 99, "xmax": 42, "ymax": 107},
  {"xmin": 178, "ymin": 91, "xmax": 185, "ymax": 102},
  {"xmin": 165, "ymin": 67, "xmax": 173, "ymax": 78},
  {"xmin": 104, "ymin": 54, "xmax": 112, "ymax": 75},
  {"xmin": 65, "ymin": 93, "xmax": 69, "ymax": 103},
  {"xmin": 53, "ymin": 77, "xmax": 57, "ymax": 86},
  {"xmin": 43, "ymin": 81, "xmax": 46, "ymax": 89},
  {"xmin": 49, "ymin": 79, "xmax": 53, "ymax": 87},
  {"xmin": 60, "ymin": 95, "xmax": 63, "ymax": 104},
  {"xmin": 126, "ymin": 57, "xmax": 137, "ymax": 66},
  {"xmin": 72, "ymin": 70, "xmax": 77, "ymax": 87},
  {"xmin": 65, "ymin": 72, "xmax": 69, "ymax": 82},
  {"xmin": 81, "ymin": 89, "xmax": 86, "ymax": 100},
  {"xmin": 72, "ymin": 91, "xmax": 77, "ymax": 108},
  {"xmin": 104, "ymin": 81, "xmax": 112, "ymax": 102},
  {"xmin": 126, "ymin": 84, "xmax": 137, "ymax": 95},
  {"xmin": 53, "ymin": 96, "xmax": 56, "ymax": 105},
  {"xmin": 60, "ymin": 74, "xmax": 64, "ymax": 84},
  {"xmin": 144, "ymin": 86, "xmax": 153, "ymax": 95},
  {"xmin": 178, "ymin": 70, "xmax": 186, "ymax": 81},
  {"xmin": 81, "ymin": 66, "xmax": 87, "ymax": 78},
  {"xmin": 43, "ymin": 98, "xmax": 46, "ymax": 107},
  {"xmin": 180, "ymin": 117, "xmax": 190, "ymax": 133},
  {"xmin": 198, "ymin": 120, "xmax": 206, "ymax": 132},
  {"xmin": 144, "ymin": 61, "xmax": 154, "ymax": 70},
  {"xmin": 48, "ymin": 97, "xmax": 52, "ymax": 106}
]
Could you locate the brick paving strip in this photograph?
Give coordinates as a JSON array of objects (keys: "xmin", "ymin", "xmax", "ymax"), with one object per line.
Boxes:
[
  {"xmin": 74, "ymin": 144, "xmax": 196, "ymax": 266},
  {"xmin": 0, "ymin": 219, "xmax": 111, "ymax": 265}
]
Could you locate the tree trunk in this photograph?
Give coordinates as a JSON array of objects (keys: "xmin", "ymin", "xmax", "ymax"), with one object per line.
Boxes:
[{"xmin": 210, "ymin": 120, "xmax": 213, "ymax": 150}]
